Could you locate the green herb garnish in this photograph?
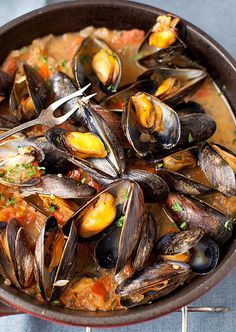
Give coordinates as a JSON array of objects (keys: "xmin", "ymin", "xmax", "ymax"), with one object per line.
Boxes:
[
  {"xmin": 156, "ymin": 162, "xmax": 163, "ymax": 169},
  {"xmin": 0, "ymin": 193, "xmax": 5, "ymax": 201},
  {"xmin": 123, "ymin": 191, "xmax": 129, "ymax": 200},
  {"xmin": 122, "ymin": 45, "xmax": 130, "ymax": 55},
  {"xmin": 6, "ymin": 198, "xmax": 15, "ymax": 207},
  {"xmin": 34, "ymin": 64, "xmax": 39, "ymax": 71},
  {"xmin": 180, "ymin": 222, "xmax": 188, "ymax": 230},
  {"xmin": 188, "ymin": 132, "xmax": 193, "ymax": 143},
  {"xmin": 128, "ymin": 52, "xmax": 143, "ymax": 63},
  {"xmin": 115, "ymin": 215, "xmax": 125, "ymax": 228},
  {"xmin": 224, "ymin": 218, "xmax": 234, "ymax": 231},
  {"xmin": 80, "ymin": 177, "xmax": 86, "ymax": 185},
  {"xmin": 171, "ymin": 202, "xmax": 183, "ymax": 212},
  {"xmin": 21, "ymin": 47, "xmax": 27, "ymax": 54},
  {"xmin": 49, "ymin": 204, "xmax": 56, "ymax": 213},
  {"xmin": 52, "ymin": 300, "xmax": 60, "ymax": 305},
  {"xmin": 42, "ymin": 54, "xmax": 48, "ymax": 64},
  {"xmin": 107, "ymin": 85, "xmax": 117, "ymax": 93},
  {"xmin": 111, "ymin": 299, "xmax": 117, "ymax": 311},
  {"xmin": 60, "ymin": 59, "xmax": 67, "ymax": 68},
  {"xmin": 232, "ymin": 130, "xmax": 236, "ymax": 144}
]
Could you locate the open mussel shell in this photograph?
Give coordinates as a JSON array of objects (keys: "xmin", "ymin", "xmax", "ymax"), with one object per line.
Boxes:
[
  {"xmin": 190, "ymin": 237, "xmax": 219, "ymax": 275},
  {"xmin": 165, "ymin": 193, "xmax": 233, "ymax": 245},
  {"xmin": 138, "ymin": 68, "xmax": 207, "ymax": 106},
  {"xmin": 0, "ymin": 70, "xmax": 12, "ymax": 101},
  {"xmin": 100, "ymin": 79, "xmax": 158, "ymax": 112},
  {"xmin": 20, "ymin": 174, "xmax": 96, "ymax": 199},
  {"xmin": 50, "ymin": 71, "xmax": 86, "ymax": 126},
  {"xmin": 46, "ymin": 103, "xmax": 125, "ymax": 181},
  {"xmin": 0, "ymin": 218, "xmax": 35, "ymax": 288},
  {"xmin": 9, "ymin": 64, "xmax": 47, "ymax": 123},
  {"xmin": 73, "ymin": 37, "xmax": 122, "ymax": 95},
  {"xmin": 175, "ymin": 101, "xmax": 205, "ymax": 115},
  {"xmin": 156, "ymin": 169, "xmax": 214, "ymax": 195},
  {"xmin": 0, "ymin": 139, "xmax": 45, "ymax": 187},
  {"xmin": 137, "ymin": 14, "xmax": 186, "ymax": 68},
  {"xmin": 156, "ymin": 229, "xmax": 203, "ymax": 255},
  {"xmin": 199, "ymin": 143, "xmax": 236, "ymax": 197},
  {"xmin": 91, "ymin": 180, "xmax": 144, "ymax": 274},
  {"xmin": 122, "ymin": 169, "xmax": 169, "ymax": 202},
  {"xmin": 133, "ymin": 212, "xmax": 157, "ymax": 272},
  {"xmin": 150, "ymin": 113, "xmax": 216, "ymax": 161},
  {"xmin": 35, "ymin": 216, "xmax": 78, "ymax": 302},
  {"xmin": 122, "ymin": 92, "xmax": 181, "ymax": 156},
  {"xmin": 116, "ymin": 261, "xmax": 190, "ymax": 308}
]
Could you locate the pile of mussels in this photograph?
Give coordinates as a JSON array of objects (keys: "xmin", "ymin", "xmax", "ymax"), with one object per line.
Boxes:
[{"xmin": 0, "ymin": 14, "xmax": 235, "ymax": 309}]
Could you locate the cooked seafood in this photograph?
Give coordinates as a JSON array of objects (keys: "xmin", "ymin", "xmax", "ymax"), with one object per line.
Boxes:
[{"xmin": 0, "ymin": 13, "xmax": 235, "ymax": 312}]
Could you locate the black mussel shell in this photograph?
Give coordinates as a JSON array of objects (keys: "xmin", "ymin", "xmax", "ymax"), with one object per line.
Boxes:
[
  {"xmin": 156, "ymin": 229, "xmax": 203, "ymax": 255},
  {"xmin": 138, "ymin": 68, "xmax": 207, "ymax": 106},
  {"xmin": 9, "ymin": 64, "xmax": 47, "ymax": 123},
  {"xmin": 138, "ymin": 14, "xmax": 187, "ymax": 68},
  {"xmin": 50, "ymin": 71, "xmax": 86, "ymax": 126},
  {"xmin": 0, "ymin": 218, "xmax": 34, "ymax": 288},
  {"xmin": 20, "ymin": 174, "xmax": 96, "ymax": 199},
  {"xmin": 133, "ymin": 212, "xmax": 157, "ymax": 272},
  {"xmin": 35, "ymin": 216, "xmax": 78, "ymax": 302},
  {"xmin": 122, "ymin": 92, "xmax": 181, "ymax": 156},
  {"xmin": 100, "ymin": 79, "xmax": 158, "ymax": 112},
  {"xmin": 190, "ymin": 237, "xmax": 219, "ymax": 275},
  {"xmin": 73, "ymin": 37, "xmax": 122, "ymax": 95},
  {"xmin": 122, "ymin": 169, "xmax": 169, "ymax": 202},
  {"xmin": 156, "ymin": 169, "xmax": 214, "ymax": 195},
  {"xmin": 92, "ymin": 180, "xmax": 144, "ymax": 273},
  {"xmin": 116, "ymin": 261, "xmax": 190, "ymax": 308},
  {"xmin": 198, "ymin": 143, "xmax": 236, "ymax": 197},
  {"xmin": 165, "ymin": 193, "xmax": 233, "ymax": 245},
  {"xmin": 175, "ymin": 101, "xmax": 205, "ymax": 115}
]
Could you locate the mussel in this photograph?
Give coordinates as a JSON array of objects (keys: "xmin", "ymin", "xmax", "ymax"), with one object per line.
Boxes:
[
  {"xmin": 0, "ymin": 218, "xmax": 35, "ymax": 288},
  {"xmin": 35, "ymin": 216, "xmax": 78, "ymax": 302},
  {"xmin": 122, "ymin": 92, "xmax": 181, "ymax": 156},
  {"xmin": 199, "ymin": 143, "xmax": 236, "ymax": 197},
  {"xmin": 116, "ymin": 261, "xmax": 190, "ymax": 308},
  {"xmin": 20, "ymin": 174, "xmax": 96, "ymax": 199},
  {"xmin": 73, "ymin": 37, "xmax": 122, "ymax": 95},
  {"xmin": 46, "ymin": 102, "xmax": 125, "ymax": 181},
  {"xmin": 138, "ymin": 68, "xmax": 207, "ymax": 106},
  {"xmin": 0, "ymin": 139, "xmax": 45, "ymax": 187},
  {"xmin": 137, "ymin": 14, "xmax": 186, "ymax": 68},
  {"xmin": 165, "ymin": 193, "xmax": 233, "ymax": 245},
  {"xmin": 90, "ymin": 180, "xmax": 144, "ymax": 274},
  {"xmin": 156, "ymin": 169, "xmax": 214, "ymax": 195},
  {"xmin": 9, "ymin": 64, "xmax": 47, "ymax": 123},
  {"xmin": 100, "ymin": 79, "xmax": 158, "ymax": 112}
]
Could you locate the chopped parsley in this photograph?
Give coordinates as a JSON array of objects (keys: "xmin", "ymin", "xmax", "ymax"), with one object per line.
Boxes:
[
  {"xmin": 34, "ymin": 64, "xmax": 39, "ymax": 71},
  {"xmin": 156, "ymin": 162, "xmax": 163, "ymax": 169},
  {"xmin": 51, "ymin": 300, "xmax": 60, "ymax": 305},
  {"xmin": 111, "ymin": 299, "xmax": 117, "ymax": 311},
  {"xmin": 0, "ymin": 193, "xmax": 5, "ymax": 201},
  {"xmin": 122, "ymin": 45, "xmax": 130, "ymax": 55},
  {"xmin": 20, "ymin": 47, "xmax": 27, "ymax": 54},
  {"xmin": 128, "ymin": 52, "xmax": 144, "ymax": 63},
  {"xmin": 115, "ymin": 215, "xmax": 125, "ymax": 228},
  {"xmin": 171, "ymin": 201, "xmax": 183, "ymax": 212},
  {"xmin": 107, "ymin": 85, "xmax": 117, "ymax": 93},
  {"xmin": 180, "ymin": 222, "xmax": 188, "ymax": 230},
  {"xmin": 224, "ymin": 218, "xmax": 234, "ymax": 231},
  {"xmin": 188, "ymin": 132, "xmax": 193, "ymax": 143},
  {"xmin": 80, "ymin": 177, "xmax": 86, "ymax": 185},
  {"xmin": 232, "ymin": 130, "xmax": 236, "ymax": 145},
  {"xmin": 6, "ymin": 198, "xmax": 15, "ymax": 207},
  {"xmin": 60, "ymin": 59, "xmax": 67, "ymax": 68},
  {"xmin": 49, "ymin": 204, "xmax": 56, "ymax": 213},
  {"xmin": 42, "ymin": 54, "xmax": 48, "ymax": 64},
  {"xmin": 123, "ymin": 191, "xmax": 129, "ymax": 200}
]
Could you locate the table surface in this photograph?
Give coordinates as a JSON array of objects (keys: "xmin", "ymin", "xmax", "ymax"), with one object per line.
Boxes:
[{"xmin": 0, "ymin": 1, "xmax": 236, "ymax": 331}]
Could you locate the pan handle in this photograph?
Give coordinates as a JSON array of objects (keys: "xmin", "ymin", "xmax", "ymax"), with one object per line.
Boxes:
[{"xmin": 0, "ymin": 300, "xmax": 20, "ymax": 316}]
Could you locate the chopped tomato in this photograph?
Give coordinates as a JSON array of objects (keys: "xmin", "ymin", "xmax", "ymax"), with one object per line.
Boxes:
[
  {"xmin": 2, "ymin": 56, "xmax": 17, "ymax": 76},
  {"xmin": 52, "ymin": 210, "xmax": 64, "ymax": 224},
  {"xmin": 91, "ymin": 279, "xmax": 107, "ymax": 298},
  {"xmin": 39, "ymin": 63, "xmax": 50, "ymax": 79},
  {"xmin": 0, "ymin": 207, "xmax": 18, "ymax": 221}
]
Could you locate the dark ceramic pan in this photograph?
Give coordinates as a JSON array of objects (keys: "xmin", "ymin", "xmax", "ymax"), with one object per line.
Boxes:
[{"xmin": 0, "ymin": 0, "xmax": 235, "ymax": 327}]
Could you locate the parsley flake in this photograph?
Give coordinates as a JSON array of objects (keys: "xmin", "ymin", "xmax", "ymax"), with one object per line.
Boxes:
[
  {"xmin": 188, "ymin": 132, "xmax": 193, "ymax": 143},
  {"xmin": 156, "ymin": 162, "xmax": 163, "ymax": 169},
  {"xmin": 6, "ymin": 198, "xmax": 15, "ymax": 207},
  {"xmin": 123, "ymin": 191, "xmax": 129, "ymax": 200},
  {"xmin": 115, "ymin": 215, "xmax": 125, "ymax": 228},
  {"xmin": 49, "ymin": 204, "xmax": 56, "ymax": 213},
  {"xmin": 180, "ymin": 222, "xmax": 188, "ymax": 230},
  {"xmin": 224, "ymin": 218, "xmax": 234, "ymax": 231},
  {"xmin": 0, "ymin": 193, "xmax": 5, "ymax": 201},
  {"xmin": 80, "ymin": 177, "xmax": 86, "ymax": 185},
  {"xmin": 51, "ymin": 300, "xmax": 60, "ymax": 305},
  {"xmin": 171, "ymin": 202, "xmax": 183, "ymax": 212}
]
